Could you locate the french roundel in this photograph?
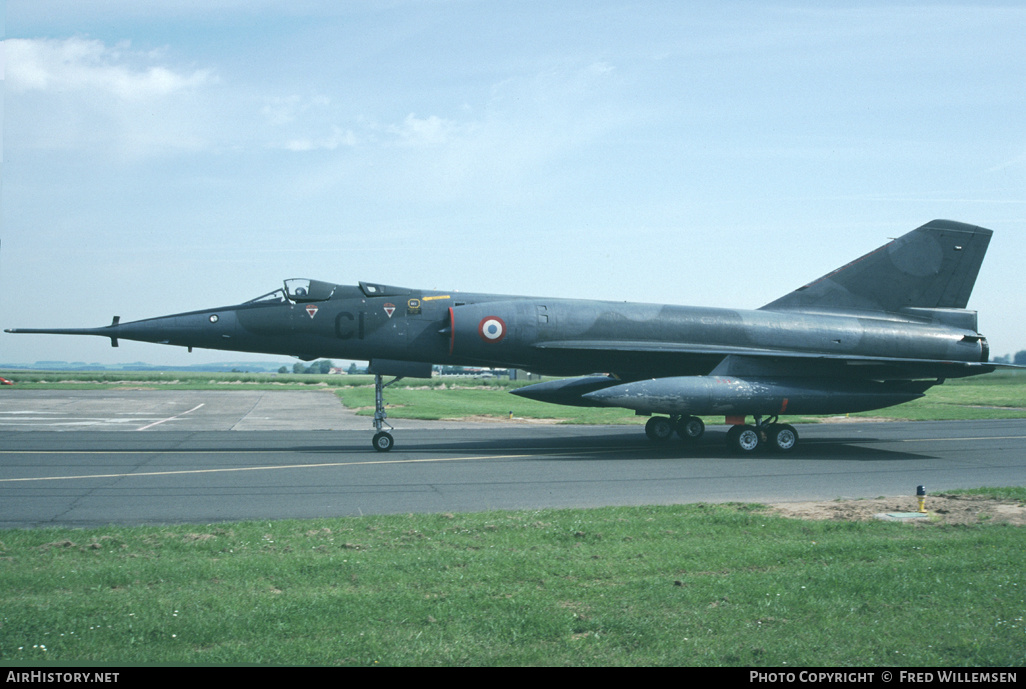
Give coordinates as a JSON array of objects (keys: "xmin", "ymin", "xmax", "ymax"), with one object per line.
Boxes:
[{"xmin": 478, "ymin": 316, "xmax": 507, "ymax": 343}]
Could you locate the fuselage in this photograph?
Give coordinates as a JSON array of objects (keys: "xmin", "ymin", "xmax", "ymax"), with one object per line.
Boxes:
[{"xmin": 105, "ymin": 279, "xmax": 989, "ymax": 382}]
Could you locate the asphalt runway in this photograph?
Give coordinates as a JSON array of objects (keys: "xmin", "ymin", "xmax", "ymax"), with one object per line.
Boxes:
[{"xmin": 2, "ymin": 390, "xmax": 1024, "ymax": 528}]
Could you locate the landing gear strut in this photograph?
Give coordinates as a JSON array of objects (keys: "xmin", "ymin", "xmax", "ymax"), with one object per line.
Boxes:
[
  {"xmin": 371, "ymin": 374, "xmax": 402, "ymax": 452},
  {"xmin": 726, "ymin": 415, "xmax": 799, "ymax": 453}
]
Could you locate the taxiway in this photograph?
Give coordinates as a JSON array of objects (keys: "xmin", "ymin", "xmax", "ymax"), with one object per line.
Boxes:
[{"xmin": 1, "ymin": 390, "xmax": 1023, "ymax": 528}]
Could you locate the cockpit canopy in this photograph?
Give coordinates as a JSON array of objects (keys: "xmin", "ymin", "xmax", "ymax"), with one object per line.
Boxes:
[
  {"xmin": 247, "ymin": 279, "xmax": 338, "ymax": 305},
  {"xmin": 284, "ymin": 279, "xmax": 336, "ymax": 302}
]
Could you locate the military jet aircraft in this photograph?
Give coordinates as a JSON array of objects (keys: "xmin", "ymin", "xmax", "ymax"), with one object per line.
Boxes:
[{"xmin": 6, "ymin": 219, "xmax": 1005, "ymax": 452}]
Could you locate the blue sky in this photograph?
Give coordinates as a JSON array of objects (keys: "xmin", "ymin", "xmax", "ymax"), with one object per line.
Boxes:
[{"xmin": 3, "ymin": 1, "xmax": 1025, "ymax": 366}]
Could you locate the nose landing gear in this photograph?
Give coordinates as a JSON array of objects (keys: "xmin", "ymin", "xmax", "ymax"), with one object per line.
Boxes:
[
  {"xmin": 364, "ymin": 360, "xmax": 434, "ymax": 452},
  {"xmin": 372, "ymin": 374, "xmax": 399, "ymax": 452}
]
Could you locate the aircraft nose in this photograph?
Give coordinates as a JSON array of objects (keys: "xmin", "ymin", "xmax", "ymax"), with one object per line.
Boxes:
[
  {"xmin": 195, "ymin": 309, "xmax": 239, "ymax": 341},
  {"xmin": 116, "ymin": 308, "xmax": 240, "ymax": 347}
]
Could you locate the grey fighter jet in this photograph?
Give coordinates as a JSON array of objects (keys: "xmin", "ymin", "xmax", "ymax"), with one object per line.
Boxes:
[{"xmin": 6, "ymin": 220, "xmax": 1006, "ymax": 452}]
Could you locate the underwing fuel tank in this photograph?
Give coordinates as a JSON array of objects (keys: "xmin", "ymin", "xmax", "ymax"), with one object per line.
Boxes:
[
  {"xmin": 581, "ymin": 376, "xmax": 935, "ymax": 416},
  {"xmin": 509, "ymin": 375, "xmax": 623, "ymax": 407}
]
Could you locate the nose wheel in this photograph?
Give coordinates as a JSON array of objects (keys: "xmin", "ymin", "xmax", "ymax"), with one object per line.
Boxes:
[
  {"xmin": 371, "ymin": 374, "xmax": 400, "ymax": 452},
  {"xmin": 372, "ymin": 430, "xmax": 394, "ymax": 452}
]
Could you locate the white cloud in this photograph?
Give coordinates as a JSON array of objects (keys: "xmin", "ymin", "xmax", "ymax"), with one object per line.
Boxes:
[
  {"xmin": 261, "ymin": 94, "xmax": 331, "ymax": 127},
  {"xmin": 374, "ymin": 62, "xmax": 625, "ymax": 201},
  {"xmin": 6, "ymin": 37, "xmax": 220, "ymax": 158},
  {"xmin": 6, "ymin": 37, "xmax": 214, "ymax": 99},
  {"xmin": 988, "ymin": 151, "xmax": 1026, "ymax": 173},
  {"xmin": 277, "ymin": 60, "xmax": 630, "ymax": 206},
  {"xmin": 388, "ymin": 113, "xmax": 463, "ymax": 147},
  {"xmin": 261, "ymin": 94, "xmax": 358, "ymax": 152},
  {"xmin": 283, "ymin": 126, "xmax": 357, "ymax": 152}
]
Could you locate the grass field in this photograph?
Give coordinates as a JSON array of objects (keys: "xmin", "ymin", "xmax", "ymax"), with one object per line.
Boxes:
[
  {"xmin": 5, "ymin": 368, "xmax": 1022, "ymax": 425},
  {"xmin": 334, "ymin": 371, "xmax": 1026, "ymax": 425},
  {"xmin": 2, "ymin": 492, "xmax": 1024, "ymax": 666}
]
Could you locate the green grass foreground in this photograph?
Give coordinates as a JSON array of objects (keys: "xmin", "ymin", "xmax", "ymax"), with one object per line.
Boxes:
[{"xmin": 2, "ymin": 495, "xmax": 1024, "ymax": 666}]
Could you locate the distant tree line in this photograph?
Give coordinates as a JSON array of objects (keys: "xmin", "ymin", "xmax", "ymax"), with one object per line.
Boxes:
[
  {"xmin": 278, "ymin": 360, "xmax": 335, "ymax": 375},
  {"xmin": 277, "ymin": 354, "xmax": 1026, "ymax": 376},
  {"xmin": 991, "ymin": 351, "xmax": 1026, "ymax": 365}
]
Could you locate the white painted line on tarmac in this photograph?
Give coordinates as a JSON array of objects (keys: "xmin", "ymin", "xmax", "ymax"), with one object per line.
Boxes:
[
  {"xmin": 900, "ymin": 435, "xmax": 1026, "ymax": 442},
  {"xmin": 0, "ymin": 448, "xmax": 632, "ymax": 483},
  {"xmin": 135, "ymin": 404, "xmax": 205, "ymax": 431}
]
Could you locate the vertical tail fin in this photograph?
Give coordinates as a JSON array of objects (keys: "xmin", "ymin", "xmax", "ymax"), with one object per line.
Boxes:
[{"xmin": 760, "ymin": 220, "xmax": 992, "ymax": 315}]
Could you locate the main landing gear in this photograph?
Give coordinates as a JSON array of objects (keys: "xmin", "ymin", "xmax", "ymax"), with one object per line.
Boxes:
[
  {"xmin": 371, "ymin": 374, "xmax": 400, "ymax": 452},
  {"xmin": 643, "ymin": 414, "xmax": 798, "ymax": 453},
  {"xmin": 644, "ymin": 415, "xmax": 706, "ymax": 442},
  {"xmin": 725, "ymin": 415, "xmax": 798, "ymax": 454}
]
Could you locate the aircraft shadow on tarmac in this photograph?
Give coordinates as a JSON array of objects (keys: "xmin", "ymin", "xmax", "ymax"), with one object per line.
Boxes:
[{"xmin": 289, "ymin": 429, "xmax": 930, "ymax": 462}]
